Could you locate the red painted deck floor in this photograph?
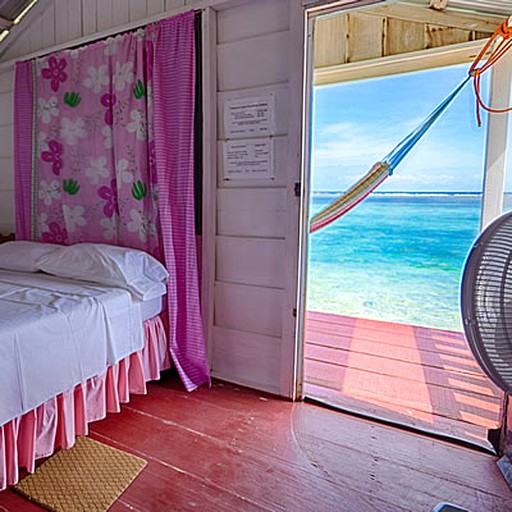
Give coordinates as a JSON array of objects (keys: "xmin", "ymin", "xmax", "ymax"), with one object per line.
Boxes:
[
  {"xmin": 304, "ymin": 311, "xmax": 503, "ymax": 450},
  {"xmin": 1, "ymin": 372, "xmax": 511, "ymax": 511}
]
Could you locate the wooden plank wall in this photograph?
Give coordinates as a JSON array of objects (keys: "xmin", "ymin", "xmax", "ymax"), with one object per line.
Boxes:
[
  {"xmin": 212, "ymin": 0, "xmax": 296, "ymax": 394},
  {"xmin": 0, "ymin": 0, "xmax": 193, "ymax": 60},
  {"xmin": 0, "ymin": 68, "xmax": 13, "ymax": 234}
]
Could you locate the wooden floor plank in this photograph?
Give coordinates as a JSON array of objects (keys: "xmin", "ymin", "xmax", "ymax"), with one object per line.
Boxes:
[
  {"xmin": 88, "ymin": 405, "xmax": 399, "ymax": 511},
  {"xmin": 89, "ymin": 442, "xmax": 270, "ymax": 512},
  {"xmin": 305, "ymin": 360, "xmax": 500, "ymax": 421},
  {"xmin": 0, "ymin": 491, "xmax": 43, "ymax": 511},
  {"xmin": 306, "ymin": 335, "xmax": 490, "ymax": 379},
  {"xmin": 292, "ymin": 404, "xmax": 505, "ymax": 493},
  {"xmin": 1, "ymin": 375, "xmax": 510, "ymax": 512},
  {"xmin": 304, "ymin": 382, "xmax": 491, "ymax": 446},
  {"xmin": 85, "ymin": 387, "xmax": 512, "ymax": 511},
  {"xmin": 307, "ymin": 317, "xmax": 476, "ymax": 359},
  {"xmin": 304, "ymin": 312, "xmax": 503, "ymax": 449},
  {"xmin": 306, "ymin": 344, "xmax": 501, "ymax": 398},
  {"xmin": 308, "ymin": 310, "xmax": 465, "ymax": 340}
]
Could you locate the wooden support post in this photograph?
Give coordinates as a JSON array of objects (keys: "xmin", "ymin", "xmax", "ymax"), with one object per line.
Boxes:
[
  {"xmin": 480, "ymin": 50, "xmax": 512, "ymax": 231},
  {"xmin": 0, "ymin": 15, "xmax": 13, "ymax": 31}
]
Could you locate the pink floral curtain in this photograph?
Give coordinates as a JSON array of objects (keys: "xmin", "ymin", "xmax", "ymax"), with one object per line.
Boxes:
[{"xmin": 14, "ymin": 12, "xmax": 210, "ymax": 391}]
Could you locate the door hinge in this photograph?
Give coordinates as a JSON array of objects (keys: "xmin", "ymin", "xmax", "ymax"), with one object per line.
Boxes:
[
  {"xmin": 292, "ymin": 308, "xmax": 297, "ymax": 317},
  {"xmin": 294, "ymin": 182, "xmax": 301, "ymax": 198}
]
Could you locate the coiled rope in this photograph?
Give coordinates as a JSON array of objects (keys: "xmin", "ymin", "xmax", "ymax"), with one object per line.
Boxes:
[{"xmin": 470, "ymin": 18, "xmax": 512, "ymax": 126}]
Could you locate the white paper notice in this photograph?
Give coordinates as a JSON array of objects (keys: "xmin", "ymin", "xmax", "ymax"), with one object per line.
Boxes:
[
  {"xmin": 223, "ymin": 139, "xmax": 274, "ymax": 180},
  {"xmin": 224, "ymin": 94, "xmax": 275, "ymax": 138}
]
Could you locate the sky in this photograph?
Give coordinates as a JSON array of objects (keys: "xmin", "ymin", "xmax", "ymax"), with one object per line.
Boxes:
[{"xmin": 311, "ymin": 63, "xmax": 512, "ymax": 193}]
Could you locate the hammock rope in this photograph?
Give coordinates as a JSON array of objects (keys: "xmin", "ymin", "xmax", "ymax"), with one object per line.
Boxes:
[
  {"xmin": 470, "ymin": 19, "xmax": 512, "ymax": 126},
  {"xmin": 310, "ymin": 17, "xmax": 512, "ymax": 234}
]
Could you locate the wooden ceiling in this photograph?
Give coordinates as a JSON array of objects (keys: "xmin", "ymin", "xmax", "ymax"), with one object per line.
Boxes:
[
  {"xmin": 408, "ymin": 0, "xmax": 512, "ymax": 18},
  {"xmin": 0, "ymin": 0, "xmax": 33, "ymax": 30},
  {"xmin": 314, "ymin": 1, "xmax": 505, "ymax": 84}
]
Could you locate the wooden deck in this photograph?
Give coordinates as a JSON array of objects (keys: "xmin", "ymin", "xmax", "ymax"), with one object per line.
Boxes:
[{"xmin": 304, "ymin": 311, "xmax": 503, "ymax": 450}]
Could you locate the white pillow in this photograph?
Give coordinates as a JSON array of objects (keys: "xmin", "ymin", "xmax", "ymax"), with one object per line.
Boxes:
[
  {"xmin": 0, "ymin": 241, "xmax": 62, "ymax": 272},
  {"xmin": 37, "ymin": 243, "xmax": 169, "ymax": 300}
]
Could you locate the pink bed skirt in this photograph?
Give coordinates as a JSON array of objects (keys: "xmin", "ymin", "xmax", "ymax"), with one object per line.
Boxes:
[{"xmin": 0, "ymin": 315, "xmax": 170, "ymax": 491}]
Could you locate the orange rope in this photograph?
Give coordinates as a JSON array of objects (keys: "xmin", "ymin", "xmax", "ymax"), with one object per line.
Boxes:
[{"xmin": 470, "ymin": 19, "xmax": 512, "ymax": 126}]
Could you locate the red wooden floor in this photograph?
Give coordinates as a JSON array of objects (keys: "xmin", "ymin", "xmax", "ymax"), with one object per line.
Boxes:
[
  {"xmin": 304, "ymin": 311, "xmax": 503, "ymax": 450},
  {"xmin": 1, "ymin": 372, "xmax": 511, "ymax": 511}
]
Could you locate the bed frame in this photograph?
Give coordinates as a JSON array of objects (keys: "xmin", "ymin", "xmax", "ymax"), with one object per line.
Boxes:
[{"xmin": 0, "ymin": 234, "xmax": 14, "ymax": 244}]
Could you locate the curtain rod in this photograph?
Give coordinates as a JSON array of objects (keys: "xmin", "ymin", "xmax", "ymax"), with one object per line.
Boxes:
[{"xmin": 0, "ymin": 0, "xmax": 232, "ymax": 71}]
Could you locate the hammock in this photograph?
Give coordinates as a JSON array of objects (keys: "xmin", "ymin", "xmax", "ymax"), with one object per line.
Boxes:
[
  {"xmin": 310, "ymin": 78, "xmax": 469, "ymax": 233},
  {"xmin": 310, "ymin": 19, "xmax": 512, "ymax": 234}
]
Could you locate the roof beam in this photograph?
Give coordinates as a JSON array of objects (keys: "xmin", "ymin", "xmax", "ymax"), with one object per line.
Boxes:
[
  {"xmin": 366, "ymin": 4, "xmax": 502, "ymax": 32},
  {"xmin": 0, "ymin": 14, "xmax": 13, "ymax": 31},
  {"xmin": 314, "ymin": 38, "xmax": 486, "ymax": 86}
]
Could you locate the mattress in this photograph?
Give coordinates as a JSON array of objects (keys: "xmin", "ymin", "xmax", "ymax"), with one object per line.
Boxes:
[
  {"xmin": 140, "ymin": 294, "xmax": 164, "ymax": 321},
  {"xmin": 0, "ymin": 269, "xmax": 146, "ymax": 426}
]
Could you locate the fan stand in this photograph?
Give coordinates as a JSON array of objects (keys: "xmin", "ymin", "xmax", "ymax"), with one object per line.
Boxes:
[
  {"xmin": 431, "ymin": 504, "xmax": 470, "ymax": 512},
  {"xmin": 497, "ymin": 453, "xmax": 512, "ymax": 488},
  {"xmin": 497, "ymin": 393, "xmax": 512, "ymax": 487}
]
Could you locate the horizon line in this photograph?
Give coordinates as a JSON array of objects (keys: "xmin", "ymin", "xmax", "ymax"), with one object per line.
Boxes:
[{"xmin": 312, "ymin": 190, "xmax": 508, "ymax": 194}]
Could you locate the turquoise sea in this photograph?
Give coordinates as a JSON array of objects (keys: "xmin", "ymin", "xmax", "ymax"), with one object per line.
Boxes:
[{"xmin": 307, "ymin": 193, "xmax": 512, "ymax": 332}]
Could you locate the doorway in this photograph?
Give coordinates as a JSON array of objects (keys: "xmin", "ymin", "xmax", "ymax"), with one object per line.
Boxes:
[{"xmin": 298, "ymin": 2, "xmax": 508, "ymax": 451}]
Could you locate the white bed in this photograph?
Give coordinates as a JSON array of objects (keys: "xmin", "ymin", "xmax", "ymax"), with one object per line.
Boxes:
[
  {"xmin": 0, "ymin": 269, "xmax": 167, "ymax": 427},
  {"xmin": 0, "ymin": 242, "xmax": 168, "ymax": 429},
  {"xmin": 0, "ymin": 241, "xmax": 170, "ymax": 491}
]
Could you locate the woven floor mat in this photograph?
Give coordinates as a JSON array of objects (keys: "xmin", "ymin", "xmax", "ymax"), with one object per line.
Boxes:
[{"xmin": 13, "ymin": 436, "xmax": 147, "ymax": 512}]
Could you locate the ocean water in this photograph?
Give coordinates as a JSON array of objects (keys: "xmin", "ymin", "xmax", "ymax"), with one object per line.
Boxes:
[{"xmin": 306, "ymin": 193, "xmax": 508, "ymax": 332}]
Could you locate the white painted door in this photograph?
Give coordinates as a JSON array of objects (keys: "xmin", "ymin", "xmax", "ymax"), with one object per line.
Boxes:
[{"xmin": 294, "ymin": 0, "xmax": 401, "ymax": 399}]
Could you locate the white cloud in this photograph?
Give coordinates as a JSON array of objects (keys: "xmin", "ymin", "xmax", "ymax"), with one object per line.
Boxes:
[{"xmin": 312, "ymin": 119, "xmax": 486, "ymax": 192}]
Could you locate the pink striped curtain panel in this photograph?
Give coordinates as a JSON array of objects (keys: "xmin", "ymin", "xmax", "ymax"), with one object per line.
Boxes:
[{"xmin": 14, "ymin": 11, "xmax": 210, "ymax": 391}]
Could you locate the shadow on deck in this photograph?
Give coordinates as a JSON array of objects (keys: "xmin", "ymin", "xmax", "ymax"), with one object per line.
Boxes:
[{"xmin": 304, "ymin": 311, "xmax": 503, "ymax": 450}]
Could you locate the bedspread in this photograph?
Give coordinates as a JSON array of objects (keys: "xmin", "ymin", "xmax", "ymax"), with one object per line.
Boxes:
[{"xmin": 0, "ymin": 270, "xmax": 143, "ymax": 426}]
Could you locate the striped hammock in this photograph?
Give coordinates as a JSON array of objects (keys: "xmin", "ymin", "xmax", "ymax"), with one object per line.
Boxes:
[{"xmin": 310, "ymin": 77, "xmax": 470, "ymax": 233}]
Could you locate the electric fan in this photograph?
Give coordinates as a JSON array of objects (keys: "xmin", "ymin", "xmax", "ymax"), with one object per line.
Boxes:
[
  {"xmin": 461, "ymin": 211, "xmax": 512, "ymax": 394},
  {"xmin": 460, "ymin": 211, "xmax": 512, "ymax": 488}
]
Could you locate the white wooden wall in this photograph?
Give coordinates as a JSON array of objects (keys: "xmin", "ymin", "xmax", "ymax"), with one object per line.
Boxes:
[
  {"xmin": 0, "ymin": 0, "xmax": 194, "ymax": 60},
  {"xmin": 0, "ymin": 67, "xmax": 14, "ymax": 234},
  {"xmin": 0, "ymin": 0, "xmax": 305, "ymax": 397}
]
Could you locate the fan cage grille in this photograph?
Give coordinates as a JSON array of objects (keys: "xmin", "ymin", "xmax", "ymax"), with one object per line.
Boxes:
[{"xmin": 462, "ymin": 212, "xmax": 512, "ymax": 393}]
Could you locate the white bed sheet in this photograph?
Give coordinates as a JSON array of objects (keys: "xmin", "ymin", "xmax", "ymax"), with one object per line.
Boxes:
[
  {"xmin": 0, "ymin": 270, "xmax": 144, "ymax": 427},
  {"xmin": 140, "ymin": 295, "xmax": 163, "ymax": 321}
]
